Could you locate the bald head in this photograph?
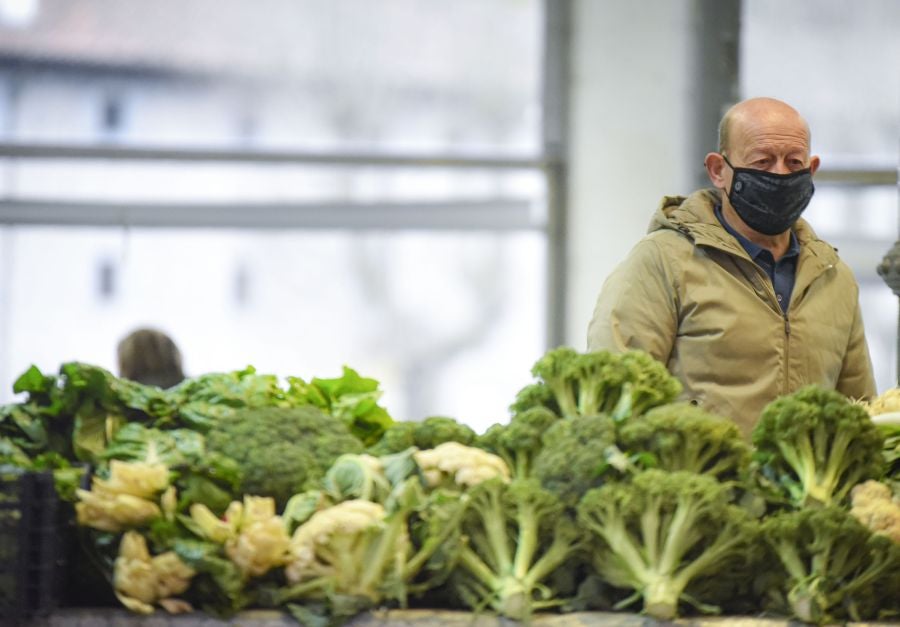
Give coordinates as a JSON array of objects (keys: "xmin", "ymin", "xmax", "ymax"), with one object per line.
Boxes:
[
  {"xmin": 704, "ymin": 97, "xmax": 820, "ymax": 228},
  {"xmin": 718, "ymin": 97, "xmax": 811, "ymax": 156}
]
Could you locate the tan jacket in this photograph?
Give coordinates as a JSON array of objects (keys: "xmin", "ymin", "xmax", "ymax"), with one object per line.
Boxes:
[{"xmin": 587, "ymin": 188, "xmax": 876, "ymax": 437}]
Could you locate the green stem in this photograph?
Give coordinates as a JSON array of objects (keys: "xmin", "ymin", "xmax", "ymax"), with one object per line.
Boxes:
[
  {"xmin": 458, "ymin": 545, "xmax": 500, "ymax": 590},
  {"xmin": 404, "ymin": 496, "xmax": 470, "ymax": 579},
  {"xmin": 657, "ymin": 496, "xmax": 696, "ymax": 576},
  {"xmin": 359, "ymin": 513, "xmax": 405, "ymax": 591},
  {"xmin": 481, "ymin": 487, "xmax": 513, "ymax": 575},
  {"xmin": 523, "ymin": 532, "xmax": 576, "ymax": 588},
  {"xmin": 512, "ymin": 502, "xmax": 537, "ymax": 580}
]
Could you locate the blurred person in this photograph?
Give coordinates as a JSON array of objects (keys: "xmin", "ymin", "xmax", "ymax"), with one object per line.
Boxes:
[
  {"xmin": 587, "ymin": 97, "xmax": 875, "ymax": 437},
  {"xmin": 117, "ymin": 327, "xmax": 185, "ymax": 388}
]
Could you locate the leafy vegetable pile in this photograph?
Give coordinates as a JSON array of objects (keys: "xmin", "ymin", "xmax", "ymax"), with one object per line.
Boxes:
[{"xmin": 1, "ymin": 350, "xmax": 899, "ymax": 625}]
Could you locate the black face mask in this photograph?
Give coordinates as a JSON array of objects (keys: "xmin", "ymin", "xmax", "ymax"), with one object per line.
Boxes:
[{"xmin": 722, "ymin": 155, "xmax": 815, "ymax": 235}]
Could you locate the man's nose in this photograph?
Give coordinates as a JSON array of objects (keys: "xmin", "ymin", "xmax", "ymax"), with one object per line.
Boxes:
[{"xmin": 771, "ymin": 160, "xmax": 792, "ymax": 175}]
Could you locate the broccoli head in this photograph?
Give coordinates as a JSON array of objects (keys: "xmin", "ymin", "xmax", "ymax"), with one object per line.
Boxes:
[
  {"xmin": 368, "ymin": 416, "xmax": 476, "ymax": 456},
  {"xmin": 526, "ymin": 347, "xmax": 681, "ymax": 421},
  {"xmin": 532, "ymin": 413, "xmax": 617, "ymax": 507},
  {"xmin": 476, "ymin": 406, "xmax": 558, "ymax": 479},
  {"xmin": 617, "ymin": 403, "xmax": 750, "ymax": 482},
  {"xmin": 576, "ymin": 469, "xmax": 758, "ymax": 620},
  {"xmin": 508, "ymin": 382, "xmax": 560, "ymax": 416},
  {"xmin": 752, "ymin": 385, "xmax": 885, "ymax": 508},
  {"xmin": 529, "ymin": 347, "xmax": 581, "ymax": 418},
  {"xmin": 205, "ymin": 406, "xmax": 363, "ymax": 508},
  {"xmin": 761, "ymin": 505, "xmax": 900, "ymax": 623}
]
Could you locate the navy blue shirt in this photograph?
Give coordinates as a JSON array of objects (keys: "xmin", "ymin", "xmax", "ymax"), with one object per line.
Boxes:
[{"xmin": 714, "ymin": 205, "xmax": 800, "ymax": 314}]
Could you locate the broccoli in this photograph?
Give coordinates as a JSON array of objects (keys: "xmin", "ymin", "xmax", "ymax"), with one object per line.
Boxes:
[
  {"xmin": 576, "ymin": 469, "xmax": 758, "ymax": 620},
  {"xmin": 752, "ymin": 386, "xmax": 885, "ymax": 508},
  {"xmin": 527, "ymin": 347, "xmax": 681, "ymax": 421},
  {"xmin": 508, "ymin": 382, "xmax": 560, "ymax": 416},
  {"xmin": 760, "ymin": 506, "xmax": 900, "ymax": 623},
  {"xmin": 368, "ymin": 416, "xmax": 476, "ymax": 456},
  {"xmin": 532, "ymin": 413, "xmax": 618, "ymax": 507},
  {"xmin": 617, "ymin": 403, "xmax": 750, "ymax": 481},
  {"xmin": 205, "ymin": 406, "xmax": 363, "ymax": 509},
  {"xmin": 451, "ymin": 477, "xmax": 583, "ymax": 620},
  {"xmin": 476, "ymin": 406, "xmax": 558, "ymax": 479},
  {"xmin": 530, "ymin": 347, "xmax": 582, "ymax": 417}
]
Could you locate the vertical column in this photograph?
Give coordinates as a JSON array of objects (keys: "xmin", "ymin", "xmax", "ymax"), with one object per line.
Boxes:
[
  {"xmin": 686, "ymin": 0, "xmax": 741, "ymax": 191},
  {"xmin": 542, "ymin": 0, "xmax": 571, "ymax": 349}
]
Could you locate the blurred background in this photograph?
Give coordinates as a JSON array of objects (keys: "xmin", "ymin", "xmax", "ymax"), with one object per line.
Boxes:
[{"xmin": 0, "ymin": 0, "xmax": 896, "ymax": 432}]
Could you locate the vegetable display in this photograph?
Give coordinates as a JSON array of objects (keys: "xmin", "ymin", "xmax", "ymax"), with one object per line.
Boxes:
[{"xmin": 2, "ymin": 350, "xmax": 899, "ymax": 625}]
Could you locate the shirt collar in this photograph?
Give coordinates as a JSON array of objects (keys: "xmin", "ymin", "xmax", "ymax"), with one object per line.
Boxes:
[{"xmin": 714, "ymin": 204, "xmax": 800, "ymax": 261}]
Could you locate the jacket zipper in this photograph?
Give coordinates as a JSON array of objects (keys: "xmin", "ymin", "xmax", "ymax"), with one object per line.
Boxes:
[{"xmin": 783, "ymin": 315, "xmax": 791, "ymax": 396}]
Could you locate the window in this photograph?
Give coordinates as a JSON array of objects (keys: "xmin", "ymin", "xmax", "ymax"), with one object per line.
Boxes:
[{"xmin": 0, "ymin": 0, "xmax": 557, "ymax": 433}]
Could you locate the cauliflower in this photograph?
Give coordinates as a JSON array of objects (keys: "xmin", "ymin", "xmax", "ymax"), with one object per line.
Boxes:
[
  {"xmin": 76, "ymin": 490, "xmax": 161, "ymax": 532},
  {"xmin": 413, "ymin": 442, "xmax": 510, "ymax": 488},
  {"xmin": 225, "ymin": 496, "xmax": 291, "ymax": 578},
  {"xmin": 858, "ymin": 388, "xmax": 900, "ymax": 417},
  {"xmin": 74, "ymin": 458, "xmax": 172, "ymax": 532},
  {"xmin": 113, "ymin": 531, "xmax": 195, "ymax": 615},
  {"xmin": 286, "ymin": 499, "xmax": 389, "ymax": 586},
  {"xmin": 190, "ymin": 495, "xmax": 290, "ymax": 578},
  {"xmin": 93, "ymin": 459, "xmax": 169, "ymax": 499},
  {"xmin": 850, "ymin": 480, "xmax": 900, "ymax": 543}
]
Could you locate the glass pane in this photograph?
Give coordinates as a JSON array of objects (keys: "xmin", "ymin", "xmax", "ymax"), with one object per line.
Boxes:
[
  {"xmin": 0, "ymin": 226, "xmax": 547, "ymax": 433},
  {"xmin": 741, "ymin": 0, "xmax": 900, "ymax": 163},
  {"xmin": 802, "ymin": 186, "xmax": 898, "ymax": 390},
  {"xmin": 0, "ymin": 0, "xmax": 542, "ymax": 155}
]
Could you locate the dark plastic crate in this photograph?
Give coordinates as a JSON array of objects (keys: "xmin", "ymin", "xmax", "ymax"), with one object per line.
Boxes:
[{"xmin": 0, "ymin": 468, "xmax": 62, "ymax": 622}]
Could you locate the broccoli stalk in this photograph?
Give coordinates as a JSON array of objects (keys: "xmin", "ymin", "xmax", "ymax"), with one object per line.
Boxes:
[
  {"xmin": 753, "ymin": 386, "xmax": 885, "ymax": 507},
  {"xmin": 577, "ymin": 470, "xmax": 756, "ymax": 620},
  {"xmin": 453, "ymin": 478, "xmax": 582, "ymax": 620},
  {"xmin": 761, "ymin": 506, "xmax": 900, "ymax": 623}
]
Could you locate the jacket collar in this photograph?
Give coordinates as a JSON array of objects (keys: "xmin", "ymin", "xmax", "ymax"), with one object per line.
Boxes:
[{"xmin": 650, "ymin": 188, "xmax": 839, "ymax": 275}]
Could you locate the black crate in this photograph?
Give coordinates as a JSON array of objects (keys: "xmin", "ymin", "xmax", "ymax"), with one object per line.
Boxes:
[{"xmin": 0, "ymin": 468, "xmax": 62, "ymax": 621}]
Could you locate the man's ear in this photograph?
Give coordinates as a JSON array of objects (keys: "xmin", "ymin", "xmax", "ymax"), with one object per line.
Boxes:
[
  {"xmin": 809, "ymin": 155, "xmax": 821, "ymax": 176},
  {"xmin": 705, "ymin": 152, "xmax": 727, "ymax": 188}
]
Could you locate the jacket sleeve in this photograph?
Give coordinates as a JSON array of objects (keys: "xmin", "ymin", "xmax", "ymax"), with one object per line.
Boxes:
[
  {"xmin": 586, "ymin": 237, "xmax": 679, "ymax": 363},
  {"xmin": 836, "ymin": 298, "xmax": 877, "ymax": 401}
]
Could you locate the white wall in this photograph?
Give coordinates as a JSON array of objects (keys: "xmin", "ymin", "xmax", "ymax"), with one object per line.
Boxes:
[{"xmin": 566, "ymin": 0, "xmax": 696, "ymax": 347}]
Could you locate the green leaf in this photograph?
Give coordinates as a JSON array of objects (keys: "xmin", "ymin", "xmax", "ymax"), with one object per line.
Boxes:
[
  {"xmin": 0, "ymin": 437, "xmax": 33, "ymax": 467},
  {"xmin": 12, "ymin": 365, "xmax": 51, "ymax": 394},
  {"xmin": 72, "ymin": 404, "xmax": 109, "ymax": 462},
  {"xmin": 283, "ymin": 490, "xmax": 328, "ymax": 531}
]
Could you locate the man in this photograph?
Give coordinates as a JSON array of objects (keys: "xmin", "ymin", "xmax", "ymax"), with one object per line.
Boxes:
[{"xmin": 586, "ymin": 97, "xmax": 876, "ymax": 437}]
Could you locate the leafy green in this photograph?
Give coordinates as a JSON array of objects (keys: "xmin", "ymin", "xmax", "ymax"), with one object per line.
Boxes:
[{"xmin": 286, "ymin": 366, "xmax": 394, "ymax": 446}]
